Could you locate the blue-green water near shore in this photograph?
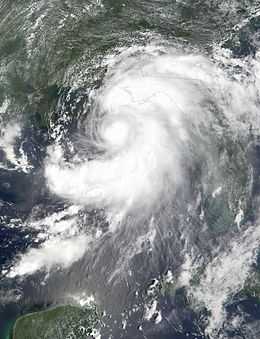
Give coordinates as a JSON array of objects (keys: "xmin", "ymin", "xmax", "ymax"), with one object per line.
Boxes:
[{"xmin": 3, "ymin": 320, "xmax": 15, "ymax": 339}]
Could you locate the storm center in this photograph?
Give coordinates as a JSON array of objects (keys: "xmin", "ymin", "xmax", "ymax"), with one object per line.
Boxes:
[{"xmin": 102, "ymin": 118, "xmax": 130, "ymax": 148}]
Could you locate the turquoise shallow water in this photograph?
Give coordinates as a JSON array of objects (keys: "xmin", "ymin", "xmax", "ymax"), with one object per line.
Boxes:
[{"xmin": 2, "ymin": 320, "xmax": 15, "ymax": 339}]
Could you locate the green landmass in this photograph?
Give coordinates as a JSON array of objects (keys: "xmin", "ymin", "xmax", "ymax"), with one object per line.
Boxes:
[
  {"xmin": 12, "ymin": 304, "xmax": 99, "ymax": 339},
  {"xmin": 240, "ymin": 271, "xmax": 260, "ymax": 300}
]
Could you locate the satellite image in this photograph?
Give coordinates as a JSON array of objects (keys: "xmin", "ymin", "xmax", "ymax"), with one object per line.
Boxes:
[{"xmin": 0, "ymin": 0, "xmax": 260, "ymax": 338}]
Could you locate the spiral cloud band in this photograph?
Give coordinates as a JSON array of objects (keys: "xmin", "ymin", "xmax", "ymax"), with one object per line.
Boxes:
[{"xmin": 45, "ymin": 47, "xmax": 257, "ymax": 212}]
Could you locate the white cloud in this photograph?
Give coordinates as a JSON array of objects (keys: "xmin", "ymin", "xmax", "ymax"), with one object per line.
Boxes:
[{"xmin": 8, "ymin": 235, "xmax": 89, "ymax": 277}]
